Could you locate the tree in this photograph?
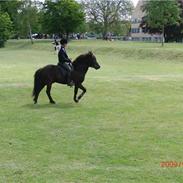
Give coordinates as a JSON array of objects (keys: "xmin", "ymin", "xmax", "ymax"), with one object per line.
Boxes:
[
  {"xmin": 0, "ymin": 0, "xmax": 42, "ymax": 41},
  {"xmin": 0, "ymin": 12, "xmax": 12, "ymax": 47},
  {"xmin": 141, "ymin": 0, "xmax": 183, "ymax": 43},
  {"xmin": 16, "ymin": 0, "xmax": 43, "ymax": 43},
  {"xmin": 141, "ymin": 0, "xmax": 181, "ymax": 46},
  {"xmin": 111, "ymin": 21, "xmax": 131, "ymax": 36},
  {"xmin": 0, "ymin": 1, "xmax": 22, "ymax": 38},
  {"xmin": 83, "ymin": 0, "xmax": 133, "ymax": 38},
  {"xmin": 42, "ymin": 0, "xmax": 85, "ymax": 38}
]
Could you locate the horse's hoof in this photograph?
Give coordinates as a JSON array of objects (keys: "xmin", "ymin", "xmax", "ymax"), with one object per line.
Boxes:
[
  {"xmin": 50, "ymin": 101, "xmax": 56, "ymax": 104},
  {"xmin": 74, "ymin": 99, "xmax": 79, "ymax": 103},
  {"xmin": 78, "ymin": 96, "xmax": 82, "ymax": 100}
]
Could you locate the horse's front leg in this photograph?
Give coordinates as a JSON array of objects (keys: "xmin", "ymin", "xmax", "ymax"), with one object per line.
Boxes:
[
  {"xmin": 77, "ymin": 84, "xmax": 86, "ymax": 102},
  {"xmin": 73, "ymin": 86, "xmax": 79, "ymax": 103}
]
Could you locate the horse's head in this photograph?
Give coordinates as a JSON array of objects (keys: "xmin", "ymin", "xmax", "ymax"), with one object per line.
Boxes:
[{"xmin": 87, "ymin": 51, "xmax": 100, "ymax": 70}]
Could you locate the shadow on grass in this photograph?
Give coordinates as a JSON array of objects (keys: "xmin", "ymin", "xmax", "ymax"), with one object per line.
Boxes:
[{"xmin": 23, "ymin": 102, "xmax": 78, "ymax": 109}]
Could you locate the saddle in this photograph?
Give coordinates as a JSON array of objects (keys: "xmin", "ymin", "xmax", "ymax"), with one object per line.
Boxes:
[{"xmin": 57, "ymin": 64, "xmax": 68, "ymax": 78}]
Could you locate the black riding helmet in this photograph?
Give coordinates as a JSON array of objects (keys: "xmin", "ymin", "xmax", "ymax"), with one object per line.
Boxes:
[{"xmin": 60, "ymin": 38, "xmax": 68, "ymax": 45}]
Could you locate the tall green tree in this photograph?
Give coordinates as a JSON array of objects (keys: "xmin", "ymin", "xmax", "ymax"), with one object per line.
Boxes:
[
  {"xmin": 0, "ymin": 12, "xmax": 12, "ymax": 47},
  {"xmin": 0, "ymin": 0, "xmax": 42, "ymax": 40},
  {"xmin": 42, "ymin": 0, "xmax": 85, "ymax": 38},
  {"xmin": 141, "ymin": 0, "xmax": 183, "ymax": 43},
  {"xmin": 0, "ymin": 1, "xmax": 21, "ymax": 19},
  {"xmin": 83, "ymin": 0, "xmax": 133, "ymax": 38},
  {"xmin": 142, "ymin": 0, "xmax": 181, "ymax": 46},
  {"xmin": 17, "ymin": 0, "xmax": 43, "ymax": 43},
  {"xmin": 0, "ymin": 1, "xmax": 22, "ymax": 38}
]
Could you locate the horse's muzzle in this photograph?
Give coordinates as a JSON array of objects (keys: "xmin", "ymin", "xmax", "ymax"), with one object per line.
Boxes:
[{"xmin": 95, "ymin": 64, "xmax": 101, "ymax": 70}]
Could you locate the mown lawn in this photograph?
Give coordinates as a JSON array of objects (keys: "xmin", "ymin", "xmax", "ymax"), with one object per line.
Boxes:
[{"xmin": 1, "ymin": 39, "xmax": 183, "ymax": 182}]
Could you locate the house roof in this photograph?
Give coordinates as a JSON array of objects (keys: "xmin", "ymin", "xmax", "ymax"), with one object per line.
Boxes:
[{"xmin": 132, "ymin": 0, "xmax": 146, "ymax": 19}]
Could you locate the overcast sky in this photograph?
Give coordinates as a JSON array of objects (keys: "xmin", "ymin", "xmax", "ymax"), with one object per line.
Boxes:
[{"xmin": 132, "ymin": 0, "xmax": 139, "ymax": 6}]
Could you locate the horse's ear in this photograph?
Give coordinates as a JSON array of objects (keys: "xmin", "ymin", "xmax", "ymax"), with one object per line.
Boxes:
[{"xmin": 88, "ymin": 51, "xmax": 93, "ymax": 55}]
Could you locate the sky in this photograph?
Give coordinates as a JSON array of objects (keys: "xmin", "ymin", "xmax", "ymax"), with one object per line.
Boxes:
[{"xmin": 132, "ymin": 0, "xmax": 139, "ymax": 6}]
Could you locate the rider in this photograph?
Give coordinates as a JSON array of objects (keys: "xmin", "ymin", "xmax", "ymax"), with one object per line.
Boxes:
[{"xmin": 58, "ymin": 38, "xmax": 74, "ymax": 87}]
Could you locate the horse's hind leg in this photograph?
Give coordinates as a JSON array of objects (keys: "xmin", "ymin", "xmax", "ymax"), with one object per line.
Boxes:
[
  {"xmin": 46, "ymin": 84, "xmax": 55, "ymax": 104},
  {"xmin": 34, "ymin": 84, "xmax": 44, "ymax": 104}
]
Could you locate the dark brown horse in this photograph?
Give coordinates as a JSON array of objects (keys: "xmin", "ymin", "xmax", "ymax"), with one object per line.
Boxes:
[{"xmin": 32, "ymin": 51, "xmax": 100, "ymax": 104}]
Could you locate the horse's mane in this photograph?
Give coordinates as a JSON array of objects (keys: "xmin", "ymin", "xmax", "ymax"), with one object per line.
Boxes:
[{"xmin": 72, "ymin": 52, "xmax": 91, "ymax": 67}]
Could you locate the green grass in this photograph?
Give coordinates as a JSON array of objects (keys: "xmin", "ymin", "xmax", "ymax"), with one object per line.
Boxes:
[{"xmin": 1, "ymin": 39, "xmax": 183, "ymax": 182}]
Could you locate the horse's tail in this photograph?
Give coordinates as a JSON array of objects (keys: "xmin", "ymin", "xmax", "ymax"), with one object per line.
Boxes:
[{"xmin": 32, "ymin": 68, "xmax": 43, "ymax": 98}]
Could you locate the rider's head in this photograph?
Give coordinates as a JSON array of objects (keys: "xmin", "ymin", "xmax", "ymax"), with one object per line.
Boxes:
[{"xmin": 60, "ymin": 38, "xmax": 68, "ymax": 48}]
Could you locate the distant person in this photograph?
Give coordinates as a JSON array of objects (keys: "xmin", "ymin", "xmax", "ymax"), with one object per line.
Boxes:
[
  {"xmin": 77, "ymin": 33, "xmax": 80, "ymax": 40},
  {"xmin": 52, "ymin": 39, "xmax": 61, "ymax": 54},
  {"xmin": 57, "ymin": 38, "xmax": 74, "ymax": 87}
]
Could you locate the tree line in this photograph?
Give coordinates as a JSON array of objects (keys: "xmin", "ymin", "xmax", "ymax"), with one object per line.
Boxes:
[
  {"xmin": 141, "ymin": 0, "xmax": 183, "ymax": 46},
  {"xmin": 0, "ymin": 0, "xmax": 133, "ymax": 47},
  {"xmin": 1, "ymin": 0, "xmax": 183, "ymax": 48}
]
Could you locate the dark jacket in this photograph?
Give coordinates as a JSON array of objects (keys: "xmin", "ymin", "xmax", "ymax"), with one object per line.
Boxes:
[{"xmin": 58, "ymin": 46, "xmax": 71, "ymax": 65}]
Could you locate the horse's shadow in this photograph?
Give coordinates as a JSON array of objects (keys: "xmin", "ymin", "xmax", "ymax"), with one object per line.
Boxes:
[{"xmin": 23, "ymin": 102, "xmax": 77, "ymax": 109}]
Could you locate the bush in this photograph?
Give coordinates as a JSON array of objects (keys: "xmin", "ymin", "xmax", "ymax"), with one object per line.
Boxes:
[{"xmin": 0, "ymin": 12, "xmax": 12, "ymax": 48}]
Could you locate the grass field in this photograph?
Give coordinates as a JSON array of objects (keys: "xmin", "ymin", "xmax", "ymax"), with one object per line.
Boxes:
[{"xmin": 1, "ymin": 39, "xmax": 183, "ymax": 182}]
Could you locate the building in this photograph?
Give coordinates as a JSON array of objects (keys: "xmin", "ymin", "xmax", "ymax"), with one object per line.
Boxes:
[{"xmin": 131, "ymin": 0, "xmax": 162, "ymax": 42}]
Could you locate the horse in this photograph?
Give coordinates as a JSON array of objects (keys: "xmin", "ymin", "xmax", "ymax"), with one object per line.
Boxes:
[{"xmin": 32, "ymin": 51, "xmax": 100, "ymax": 104}]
